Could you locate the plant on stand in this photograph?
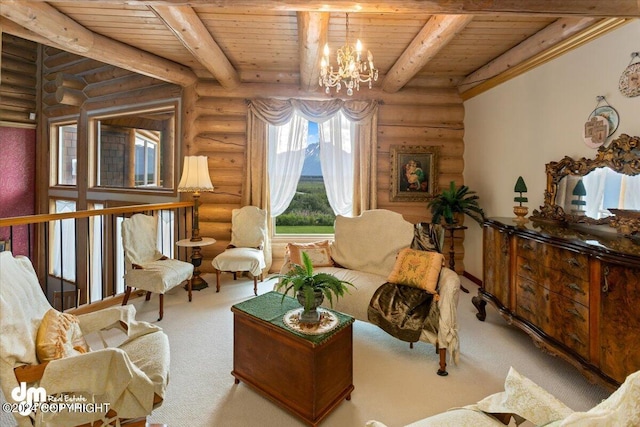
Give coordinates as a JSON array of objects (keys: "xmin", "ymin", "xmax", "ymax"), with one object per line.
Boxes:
[
  {"xmin": 428, "ymin": 180, "xmax": 485, "ymax": 226},
  {"xmin": 275, "ymin": 252, "xmax": 354, "ymax": 325}
]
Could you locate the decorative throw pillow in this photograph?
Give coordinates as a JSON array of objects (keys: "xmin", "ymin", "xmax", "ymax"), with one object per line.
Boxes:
[
  {"xmin": 386, "ymin": 248, "xmax": 444, "ymax": 294},
  {"xmin": 36, "ymin": 308, "xmax": 90, "ymax": 363},
  {"xmin": 557, "ymin": 370, "xmax": 640, "ymax": 426},
  {"xmin": 287, "ymin": 241, "xmax": 333, "ymax": 267},
  {"xmin": 476, "ymin": 367, "xmax": 573, "ymax": 426}
]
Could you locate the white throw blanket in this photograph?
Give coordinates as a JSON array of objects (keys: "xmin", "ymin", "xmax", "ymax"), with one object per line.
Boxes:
[{"xmin": 0, "ymin": 251, "xmax": 168, "ymax": 427}]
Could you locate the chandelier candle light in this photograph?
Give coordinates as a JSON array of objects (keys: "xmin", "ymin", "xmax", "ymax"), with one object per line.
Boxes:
[
  {"xmin": 178, "ymin": 156, "xmax": 214, "ymax": 242},
  {"xmin": 319, "ymin": 13, "xmax": 378, "ymax": 96}
]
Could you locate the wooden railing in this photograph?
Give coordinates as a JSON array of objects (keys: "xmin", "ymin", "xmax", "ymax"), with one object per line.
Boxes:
[{"xmin": 0, "ymin": 202, "xmax": 194, "ymax": 312}]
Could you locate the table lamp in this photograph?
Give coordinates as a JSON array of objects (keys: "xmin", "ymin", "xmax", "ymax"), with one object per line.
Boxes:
[{"xmin": 178, "ymin": 156, "xmax": 214, "ymax": 241}]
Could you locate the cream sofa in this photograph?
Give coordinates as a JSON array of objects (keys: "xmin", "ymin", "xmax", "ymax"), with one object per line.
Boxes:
[
  {"xmin": 278, "ymin": 209, "xmax": 460, "ymax": 375},
  {"xmin": 367, "ymin": 367, "xmax": 640, "ymax": 426}
]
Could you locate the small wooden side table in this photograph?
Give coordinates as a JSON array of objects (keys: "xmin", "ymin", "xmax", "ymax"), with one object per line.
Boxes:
[
  {"xmin": 443, "ymin": 224, "xmax": 469, "ymax": 293},
  {"xmin": 176, "ymin": 237, "xmax": 216, "ymax": 291}
]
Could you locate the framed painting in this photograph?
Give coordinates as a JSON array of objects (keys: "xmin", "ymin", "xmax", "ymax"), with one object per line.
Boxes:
[{"xmin": 390, "ymin": 145, "xmax": 439, "ymax": 202}]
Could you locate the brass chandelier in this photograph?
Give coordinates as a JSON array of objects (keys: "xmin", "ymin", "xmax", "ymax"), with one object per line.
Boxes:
[{"xmin": 319, "ymin": 13, "xmax": 378, "ymax": 96}]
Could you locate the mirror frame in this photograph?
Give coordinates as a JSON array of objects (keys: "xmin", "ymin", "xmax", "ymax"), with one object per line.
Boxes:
[{"xmin": 532, "ymin": 134, "xmax": 640, "ymax": 228}]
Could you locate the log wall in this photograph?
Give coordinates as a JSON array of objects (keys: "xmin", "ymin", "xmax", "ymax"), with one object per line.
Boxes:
[
  {"xmin": 11, "ymin": 37, "xmax": 467, "ymax": 275},
  {"xmin": 0, "ymin": 33, "xmax": 38, "ymax": 126},
  {"xmin": 188, "ymin": 81, "xmax": 466, "ymax": 273}
]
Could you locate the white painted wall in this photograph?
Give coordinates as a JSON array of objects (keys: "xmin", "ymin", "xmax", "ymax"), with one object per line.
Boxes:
[{"xmin": 463, "ymin": 20, "xmax": 640, "ymax": 279}]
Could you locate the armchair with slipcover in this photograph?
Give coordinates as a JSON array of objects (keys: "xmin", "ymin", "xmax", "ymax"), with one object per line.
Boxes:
[
  {"xmin": 0, "ymin": 251, "xmax": 170, "ymax": 427},
  {"xmin": 367, "ymin": 366, "xmax": 640, "ymax": 427},
  {"xmin": 211, "ymin": 206, "xmax": 267, "ymax": 295},
  {"xmin": 121, "ymin": 213, "xmax": 194, "ymax": 321}
]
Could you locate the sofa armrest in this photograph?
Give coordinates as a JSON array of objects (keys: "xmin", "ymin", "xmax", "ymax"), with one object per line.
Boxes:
[{"xmin": 436, "ymin": 267, "xmax": 461, "ymax": 364}]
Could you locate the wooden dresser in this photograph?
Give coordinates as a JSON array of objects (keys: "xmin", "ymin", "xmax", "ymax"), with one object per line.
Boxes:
[{"xmin": 473, "ymin": 217, "xmax": 640, "ymax": 389}]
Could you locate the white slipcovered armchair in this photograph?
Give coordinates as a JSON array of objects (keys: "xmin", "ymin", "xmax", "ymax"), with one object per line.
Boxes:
[
  {"xmin": 121, "ymin": 213, "xmax": 194, "ymax": 321},
  {"xmin": 211, "ymin": 206, "xmax": 267, "ymax": 295},
  {"xmin": 0, "ymin": 251, "xmax": 170, "ymax": 427}
]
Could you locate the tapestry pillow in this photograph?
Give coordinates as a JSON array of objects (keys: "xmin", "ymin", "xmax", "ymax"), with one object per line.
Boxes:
[
  {"xmin": 36, "ymin": 308, "xmax": 90, "ymax": 363},
  {"xmin": 287, "ymin": 241, "xmax": 333, "ymax": 267},
  {"xmin": 386, "ymin": 248, "xmax": 444, "ymax": 294}
]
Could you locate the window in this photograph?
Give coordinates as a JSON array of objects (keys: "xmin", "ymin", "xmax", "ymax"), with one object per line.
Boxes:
[
  {"xmin": 134, "ymin": 133, "xmax": 159, "ymax": 186},
  {"xmin": 276, "ymin": 122, "xmax": 336, "ymax": 234},
  {"xmin": 51, "ymin": 123, "xmax": 78, "ymax": 186},
  {"xmin": 91, "ymin": 102, "xmax": 178, "ymax": 191},
  {"xmin": 269, "ymin": 113, "xmax": 355, "ymax": 235}
]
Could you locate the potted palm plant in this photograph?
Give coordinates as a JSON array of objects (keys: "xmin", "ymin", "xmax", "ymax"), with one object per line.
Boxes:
[
  {"xmin": 428, "ymin": 180, "xmax": 485, "ymax": 226},
  {"xmin": 275, "ymin": 252, "xmax": 354, "ymax": 324}
]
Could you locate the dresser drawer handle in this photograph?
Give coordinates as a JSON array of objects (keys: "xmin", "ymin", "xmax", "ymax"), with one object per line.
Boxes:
[
  {"xmin": 522, "ymin": 243, "xmax": 533, "ymax": 251},
  {"xmin": 565, "ymin": 257, "xmax": 582, "ymax": 268},
  {"xmin": 518, "ymin": 305, "xmax": 534, "ymax": 315},
  {"xmin": 567, "ymin": 307, "xmax": 585, "ymax": 322},
  {"xmin": 521, "ymin": 263, "xmax": 532, "ymax": 272},
  {"xmin": 567, "ymin": 283, "xmax": 586, "ymax": 295},
  {"xmin": 519, "ymin": 283, "xmax": 536, "ymax": 295},
  {"xmin": 602, "ymin": 266, "xmax": 610, "ymax": 294},
  {"xmin": 569, "ymin": 333, "xmax": 585, "ymax": 346}
]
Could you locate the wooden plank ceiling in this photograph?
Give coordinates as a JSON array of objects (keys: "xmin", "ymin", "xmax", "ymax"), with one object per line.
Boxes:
[{"xmin": 0, "ymin": 1, "xmax": 636, "ymax": 98}]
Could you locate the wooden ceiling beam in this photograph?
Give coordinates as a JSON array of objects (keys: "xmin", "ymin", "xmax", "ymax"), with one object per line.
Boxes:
[
  {"xmin": 151, "ymin": 5, "xmax": 240, "ymax": 89},
  {"xmin": 460, "ymin": 17, "xmax": 629, "ymax": 99},
  {"xmin": 0, "ymin": 0, "xmax": 197, "ymax": 87},
  {"xmin": 458, "ymin": 17, "xmax": 597, "ymax": 94},
  {"xmin": 35, "ymin": 1, "xmax": 640, "ymax": 17},
  {"xmin": 382, "ymin": 15, "xmax": 473, "ymax": 93},
  {"xmin": 297, "ymin": 12, "xmax": 328, "ymax": 93}
]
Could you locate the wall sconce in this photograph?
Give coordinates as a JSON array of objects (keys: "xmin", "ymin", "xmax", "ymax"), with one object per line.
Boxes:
[
  {"xmin": 513, "ymin": 176, "xmax": 529, "ymax": 223},
  {"xmin": 178, "ymin": 156, "xmax": 214, "ymax": 241}
]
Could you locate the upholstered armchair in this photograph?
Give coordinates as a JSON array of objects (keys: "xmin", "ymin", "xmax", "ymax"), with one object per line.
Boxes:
[
  {"xmin": 367, "ymin": 367, "xmax": 640, "ymax": 427},
  {"xmin": 121, "ymin": 213, "xmax": 194, "ymax": 321},
  {"xmin": 0, "ymin": 251, "xmax": 170, "ymax": 427},
  {"xmin": 211, "ymin": 206, "xmax": 267, "ymax": 295}
]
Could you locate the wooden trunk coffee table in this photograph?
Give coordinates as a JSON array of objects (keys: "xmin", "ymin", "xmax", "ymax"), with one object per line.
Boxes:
[{"xmin": 231, "ymin": 291, "xmax": 354, "ymax": 426}]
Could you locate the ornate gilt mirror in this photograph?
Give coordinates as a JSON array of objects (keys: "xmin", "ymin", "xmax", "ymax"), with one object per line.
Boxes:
[{"xmin": 532, "ymin": 134, "xmax": 640, "ymax": 234}]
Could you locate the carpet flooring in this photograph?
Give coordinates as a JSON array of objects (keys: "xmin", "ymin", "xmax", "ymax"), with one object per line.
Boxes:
[{"xmin": 1, "ymin": 274, "xmax": 611, "ymax": 427}]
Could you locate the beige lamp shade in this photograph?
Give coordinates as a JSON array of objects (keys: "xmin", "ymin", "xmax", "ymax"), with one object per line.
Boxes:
[{"xmin": 178, "ymin": 156, "xmax": 214, "ymax": 193}]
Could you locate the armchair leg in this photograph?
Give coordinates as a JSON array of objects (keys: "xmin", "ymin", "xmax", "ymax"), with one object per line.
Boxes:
[
  {"xmin": 253, "ymin": 276, "xmax": 258, "ymax": 296},
  {"xmin": 215, "ymin": 270, "xmax": 221, "ymax": 293},
  {"xmin": 122, "ymin": 286, "xmax": 132, "ymax": 305},
  {"xmin": 145, "ymin": 291, "xmax": 152, "ymax": 301},
  {"xmin": 187, "ymin": 279, "xmax": 192, "ymax": 302},
  {"xmin": 158, "ymin": 294, "xmax": 164, "ymax": 321},
  {"xmin": 437, "ymin": 348, "xmax": 448, "ymax": 376}
]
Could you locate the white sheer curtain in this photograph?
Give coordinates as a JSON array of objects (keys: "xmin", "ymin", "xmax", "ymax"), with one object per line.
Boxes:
[
  {"xmin": 319, "ymin": 111, "xmax": 355, "ymax": 216},
  {"xmin": 583, "ymin": 168, "xmax": 608, "ymax": 218},
  {"xmin": 622, "ymin": 174, "xmax": 640, "ymax": 209},
  {"xmin": 268, "ymin": 114, "xmax": 308, "ymax": 216}
]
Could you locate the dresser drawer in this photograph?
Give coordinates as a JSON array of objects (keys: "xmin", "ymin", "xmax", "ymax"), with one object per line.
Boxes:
[
  {"xmin": 544, "ymin": 270, "xmax": 589, "ymax": 307},
  {"xmin": 549, "ymin": 292, "xmax": 589, "ymax": 359},
  {"xmin": 516, "ymin": 237, "xmax": 541, "ymax": 261},
  {"xmin": 515, "ymin": 278, "xmax": 549, "ymax": 329},
  {"xmin": 516, "ymin": 256, "xmax": 543, "ymax": 283},
  {"xmin": 545, "ymin": 245, "xmax": 589, "ymax": 282}
]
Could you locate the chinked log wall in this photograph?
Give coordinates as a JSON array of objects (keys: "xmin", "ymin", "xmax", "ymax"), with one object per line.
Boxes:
[
  {"xmin": 38, "ymin": 48, "xmax": 466, "ymax": 275},
  {"xmin": 0, "ymin": 34, "xmax": 38, "ymax": 125}
]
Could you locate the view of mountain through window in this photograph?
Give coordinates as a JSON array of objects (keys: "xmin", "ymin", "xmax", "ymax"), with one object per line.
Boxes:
[{"xmin": 275, "ymin": 122, "xmax": 336, "ymax": 234}]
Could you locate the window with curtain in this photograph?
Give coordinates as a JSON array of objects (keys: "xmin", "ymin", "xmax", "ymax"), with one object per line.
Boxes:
[
  {"xmin": 269, "ymin": 111, "xmax": 355, "ymax": 235},
  {"xmin": 245, "ymin": 98, "xmax": 378, "ymax": 272}
]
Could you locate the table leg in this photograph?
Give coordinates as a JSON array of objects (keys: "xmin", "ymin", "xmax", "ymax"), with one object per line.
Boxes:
[{"xmin": 184, "ymin": 245, "xmax": 209, "ymax": 291}]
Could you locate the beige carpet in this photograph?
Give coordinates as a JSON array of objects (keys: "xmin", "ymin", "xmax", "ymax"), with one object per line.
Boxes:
[{"xmin": 1, "ymin": 274, "xmax": 610, "ymax": 427}]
